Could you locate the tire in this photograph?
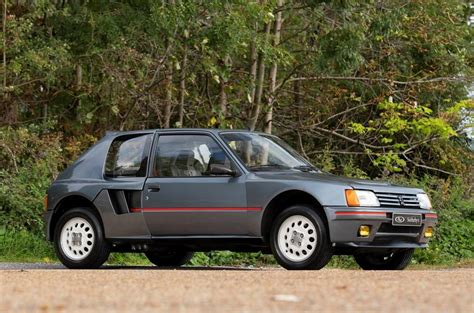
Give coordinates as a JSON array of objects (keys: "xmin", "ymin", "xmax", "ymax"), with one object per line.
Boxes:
[
  {"xmin": 354, "ymin": 249, "xmax": 414, "ymax": 270},
  {"xmin": 270, "ymin": 205, "xmax": 333, "ymax": 270},
  {"xmin": 145, "ymin": 249, "xmax": 194, "ymax": 267},
  {"xmin": 53, "ymin": 207, "xmax": 110, "ymax": 269}
]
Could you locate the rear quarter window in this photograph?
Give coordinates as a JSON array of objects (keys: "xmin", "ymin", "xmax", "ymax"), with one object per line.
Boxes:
[{"xmin": 105, "ymin": 134, "xmax": 153, "ymax": 177}]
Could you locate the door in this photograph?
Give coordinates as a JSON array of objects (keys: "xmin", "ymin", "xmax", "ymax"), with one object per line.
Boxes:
[
  {"xmin": 101, "ymin": 133, "xmax": 154, "ymax": 238},
  {"xmin": 142, "ymin": 133, "xmax": 256, "ymax": 236}
]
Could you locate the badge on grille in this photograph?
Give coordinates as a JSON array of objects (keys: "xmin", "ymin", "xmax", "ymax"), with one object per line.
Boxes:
[{"xmin": 398, "ymin": 195, "xmax": 405, "ymax": 206}]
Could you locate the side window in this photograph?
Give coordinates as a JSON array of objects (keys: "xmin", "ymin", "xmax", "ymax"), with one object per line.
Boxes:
[
  {"xmin": 105, "ymin": 134, "xmax": 153, "ymax": 177},
  {"xmin": 153, "ymin": 135, "xmax": 233, "ymax": 177}
]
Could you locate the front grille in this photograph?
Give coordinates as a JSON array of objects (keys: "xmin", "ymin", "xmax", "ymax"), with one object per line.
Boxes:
[
  {"xmin": 378, "ymin": 223, "xmax": 423, "ymax": 234},
  {"xmin": 375, "ymin": 192, "xmax": 420, "ymax": 208}
]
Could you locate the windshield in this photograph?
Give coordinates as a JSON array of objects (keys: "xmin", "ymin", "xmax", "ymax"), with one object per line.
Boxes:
[{"xmin": 220, "ymin": 132, "xmax": 314, "ymax": 171}]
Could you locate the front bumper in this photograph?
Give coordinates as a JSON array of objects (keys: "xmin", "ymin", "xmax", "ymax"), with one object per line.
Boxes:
[{"xmin": 324, "ymin": 207, "xmax": 438, "ymax": 248}]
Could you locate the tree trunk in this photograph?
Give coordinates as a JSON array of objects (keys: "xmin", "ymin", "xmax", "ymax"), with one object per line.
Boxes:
[
  {"xmin": 218, "ymin": 78, "xmax": 227, "ymax": 125},
  {"xmin": 247, "ymin": 23, "xmax": 258, "ymax": 120},
  {"xmin": 162, "ymin": 0, "xmax": 175, "ymax": 128},
  {"xmin": 76, "ymin": 64, "xmax": 82, "ymax": 90},
  {"xmin": 294, "ymin": 78, "xmax": 303, "ymax": 124},
  {"xmin": 75, "ymin": 63, "xmax": 82, "ymax": 122},
  {"xmin": 263, "ymin": 0, "xmax": 283, "ymax": 134},
  {"xmin": 247, "ymin": 22, "xmax": 271, "ymax": 131},
  {"xmin": 2, "ymin": 0, "xmax": 7, "ymax": 100},
  {"xmin": 218, "ymin": 55, "xmax": 231, "ymax": 126},
  {"xmin": 164, "ymin": 63, "xmax": 173, "ymax": 128},
  {"xmin": 178, "ymin": 43, "xmax": 187, "ymax": 128}
]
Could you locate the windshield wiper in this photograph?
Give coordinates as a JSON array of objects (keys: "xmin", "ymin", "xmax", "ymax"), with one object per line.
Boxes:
[
  {"xmin": 249, "ymin": 164, "xmax": 291, "ymax": 171},
  {"xmin": 292, "ymin": 165, "xmax": 320, "ymax": 172}
]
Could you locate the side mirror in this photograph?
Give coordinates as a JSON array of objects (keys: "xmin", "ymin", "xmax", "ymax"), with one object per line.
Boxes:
[{"xmin": 209, "ymin": 164, "xmax": 236, "ymax": 176}]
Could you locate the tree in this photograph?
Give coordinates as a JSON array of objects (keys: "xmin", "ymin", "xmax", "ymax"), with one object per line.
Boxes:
[{"xmin": 0, "ymin": 0, "xmax": 471, "ymax": 176}]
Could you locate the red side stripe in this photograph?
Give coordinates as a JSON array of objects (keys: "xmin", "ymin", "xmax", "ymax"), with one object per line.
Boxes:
[
  {"xmin": 335, "ymin": 211, "xmax": 387, "ymax": 216},
  {"xmin": 130, "ymin": 207, "xmax": 262, "ymax": 212},
  {"xmin": 425, "ymin": 213, "xmax": 438, "ymax": 219}
]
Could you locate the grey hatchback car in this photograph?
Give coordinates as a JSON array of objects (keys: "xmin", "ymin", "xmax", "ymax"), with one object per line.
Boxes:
[{"xmin": 44, "ymin": 129, "xmax": 438, "ymax": 270}]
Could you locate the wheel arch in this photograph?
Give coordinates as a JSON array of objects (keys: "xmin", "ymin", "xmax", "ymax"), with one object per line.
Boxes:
[
  {"xmin": 260, "ymin": 189, "xmax": 329, "ymax": 242},
  {"xmin": 48, "ymin": 194, "xmax": 100, "ymax": 241}
]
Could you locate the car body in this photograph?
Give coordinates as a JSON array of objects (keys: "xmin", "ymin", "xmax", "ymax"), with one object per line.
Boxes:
[{"xmin": 44, "ymin": 129, "xmax": 438, "ymax": 269}]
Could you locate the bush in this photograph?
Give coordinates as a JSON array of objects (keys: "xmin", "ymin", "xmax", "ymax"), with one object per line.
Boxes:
[
  {"xmin": 0, "ymin": 126, "xmax": 64, "ymax": 232},
  {"xmin": 387, "ymin": 175, "xmax": 474, "ymax": 264},
  {"xmin": 0, "ymin": 126, "xmax": 97, "ymax": 233}
]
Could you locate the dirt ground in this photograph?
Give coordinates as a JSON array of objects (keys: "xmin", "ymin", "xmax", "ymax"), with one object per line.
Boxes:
[{"xmin": 0, "ymin": 264, "xmax": 472, "ymax": 313}]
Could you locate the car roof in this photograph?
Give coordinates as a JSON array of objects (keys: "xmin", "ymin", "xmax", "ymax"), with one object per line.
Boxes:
[{"xmin": 106, "ymin": 128, "xmax": 269, "ymax": 137}]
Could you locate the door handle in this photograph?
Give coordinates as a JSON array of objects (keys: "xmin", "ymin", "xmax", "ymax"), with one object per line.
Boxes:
[{"xmin": 147, "ymin": 184, "xmax": 161, "ymax": 192}]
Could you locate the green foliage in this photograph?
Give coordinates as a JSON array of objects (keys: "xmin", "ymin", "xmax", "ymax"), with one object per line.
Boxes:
[
  {"xmin": 0, "ymin": 230, "xmax": 55, "ymax": 263},
  {"xmin": 0, "ymin": 126, "xmax": 96, "ymax": 232},
  {"xmin": 0, "ymin": 127, "xmax": 64, "ymax": 232},
  {"xmin": 345, "ymin": 99, "xmax": 467, "ymax": 174},
  {"xmin": 385, "ymin": 175, "xmax": 474, "ymax": 263},
  {"xmin": 318, "ymin": 27, "xmax": 366, "ymax": 74}
]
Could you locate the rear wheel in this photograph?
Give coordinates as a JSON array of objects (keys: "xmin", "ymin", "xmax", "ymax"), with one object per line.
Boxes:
[
  {"xmin": 354, "ymin": 249, "xmax": 414, "ymax": 270},
  {"xmin": 270, "ymin": 205, "xmax": 333, "ymax": 270},
  {"xmin": 54, "ymin": 207, "xmax": 110, "ymax": 269},
  {"xmin": 145, "ymin": 249, "xmax": 194, "ymax": 267}
]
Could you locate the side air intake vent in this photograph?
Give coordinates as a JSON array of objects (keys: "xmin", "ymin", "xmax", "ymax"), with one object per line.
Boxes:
[{"xmin": 108, "ymin": 190, "xmax": 130, "ymax": 214}]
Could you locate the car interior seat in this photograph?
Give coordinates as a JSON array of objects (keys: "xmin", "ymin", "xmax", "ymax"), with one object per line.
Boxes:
[{"xmin": 171, "ymin": 150, "xmax": 200, "ymax": 177}]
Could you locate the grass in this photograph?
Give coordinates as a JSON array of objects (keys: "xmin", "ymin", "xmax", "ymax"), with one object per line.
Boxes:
[
  {"xmin": 1, "ymin": 230, "xmax": 472, "ymax": 269},
  {"xmin": 0, "ymin": 230, "xmax": 56, "ymax": 263},
  {"xmin": 0, "ymin": 230, "xmax": 278, "ymax": 266},
  {"xmin": 406, "ymin": 258, "xmax": 474, "ymax": 270}
]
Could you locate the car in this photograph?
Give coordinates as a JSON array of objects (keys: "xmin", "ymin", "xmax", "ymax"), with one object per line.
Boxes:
[{"xmin": 43, "ymin": 129, "xmax": 438, "ymax": 270}]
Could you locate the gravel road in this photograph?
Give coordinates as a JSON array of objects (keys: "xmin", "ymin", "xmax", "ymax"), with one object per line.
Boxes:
[{"xmin": 0, "ymin": 263, "xmax": 472, "ymax": 313}]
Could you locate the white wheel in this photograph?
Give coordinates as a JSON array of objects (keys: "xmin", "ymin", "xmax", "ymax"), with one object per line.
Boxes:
[
  {"xmin": 59, "ymin": 217, "xmax": 95, "ymax": 261},
  {"xmin": 277, "ymin": 214, "xmax": 317, "ymax": 262}
]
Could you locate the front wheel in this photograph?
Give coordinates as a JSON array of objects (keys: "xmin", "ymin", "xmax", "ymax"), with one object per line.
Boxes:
[
  {"xmin": 54, "ymin": 207, "xmax": 110, "ymax": 269},
  {"xmin": 270, "ymin": 205, "xmax": 333, "ymax": 270},
  {"xmin": 145, "ymin": 249, "xmax": 194, "ymax": 267},
  {"xmin": 354, "ymin": 249, "xmax": 414, "ymax": 270}
]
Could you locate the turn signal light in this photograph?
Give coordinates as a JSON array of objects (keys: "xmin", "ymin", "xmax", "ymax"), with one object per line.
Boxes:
[
  {"xmin": 345, "ymin": 190, "xmax": 360, "ymax": 207},
  {"xmin": 358, "ymin": 225, "xmax": 371, "ymax": 237},
  {"xmin": 424, "ymin": 227, "xmax": 434, "ymax": 238}
]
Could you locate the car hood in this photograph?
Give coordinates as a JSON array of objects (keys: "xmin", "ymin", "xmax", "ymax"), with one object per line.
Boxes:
[{"xmin": 252, "ymin": 171, "xmax": 424, "ymax": 194}]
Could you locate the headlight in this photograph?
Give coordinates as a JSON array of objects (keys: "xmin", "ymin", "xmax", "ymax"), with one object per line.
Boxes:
[
  {"xmin": 417, "ymin": 193, "xmax": 432, "ymax": 210},
  {"xmin": 345, "ymin": 190, "xmax": 380, "ymax": 207}
]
